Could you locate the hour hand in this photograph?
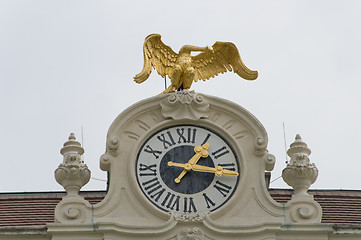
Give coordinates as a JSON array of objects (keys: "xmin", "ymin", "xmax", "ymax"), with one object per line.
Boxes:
[
  {"xmin": 168, "ymin": 161, "xmax": 186, "ymax": 168},
  {"xmin": 192, "ymin": 164, "xmax": 239, "ymax": 177},
  {"xmin": 168, "ymin": 161, "xmax": 191, "ymax": 183},
  {"xmin": 171, "ymin": 143, "xmax": 210, "ymax": 183}
]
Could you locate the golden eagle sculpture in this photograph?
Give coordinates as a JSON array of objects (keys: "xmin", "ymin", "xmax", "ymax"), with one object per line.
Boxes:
[{"xmin": 134, "ymin": 34, "xmax": 258, "ymax": 94}]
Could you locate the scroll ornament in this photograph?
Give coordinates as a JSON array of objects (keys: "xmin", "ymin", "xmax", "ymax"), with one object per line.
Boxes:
[
  {"xmin": 177, "ymin": 227, "xmax": 204, "ymax": 240},
  {"xmin": 160, "ymin": 90, "xmax": 210, "ymax": 120}
]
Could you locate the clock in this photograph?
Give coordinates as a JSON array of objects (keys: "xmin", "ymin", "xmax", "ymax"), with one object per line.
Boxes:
[{"xmin": 136, "ymin": 125, "xmax": 239, "ymax": 213}]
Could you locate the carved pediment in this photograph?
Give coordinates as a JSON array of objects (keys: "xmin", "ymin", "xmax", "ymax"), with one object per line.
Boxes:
[{"xmin": 160, "ymin": 90, "xmax": 210, "ymax": 120}]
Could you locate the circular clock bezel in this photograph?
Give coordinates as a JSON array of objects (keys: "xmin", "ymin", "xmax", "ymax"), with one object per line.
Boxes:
[{"xmin": 131, "ymin": 120, "xmax": 244, "ymax": 214}]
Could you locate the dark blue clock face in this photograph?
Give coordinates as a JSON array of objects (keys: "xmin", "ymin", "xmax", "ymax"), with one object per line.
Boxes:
[
  {"xmin": 159, "ymin": 145, "xmax": 215, "ymax": 194},
  {"xmin": 136, "ymin": 125, "xmax": 239, "ymax": 213}
]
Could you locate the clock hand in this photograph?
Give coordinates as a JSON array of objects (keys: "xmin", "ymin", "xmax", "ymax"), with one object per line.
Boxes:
[
  {"xmin": 191, "ymin": 164, "xmax": 239, "ymax": 177},
  {"xmin": 168, "ymin": 161, "xmax": 186, "ymax": 168},
  {"xmin": 173, "ymin": 143, "xmax": 209, "ymax": 183},
  {"xmin": 168, "ymin": 161, "xmax": 239, "ymax": 177},
  {"xmin": 188, "ymin": 143, "xmax": 209, "ymax": 165}
]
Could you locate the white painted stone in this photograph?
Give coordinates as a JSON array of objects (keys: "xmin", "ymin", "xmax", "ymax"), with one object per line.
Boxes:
[{"xmin": 49, "ymin": 91, "xmax": 335, "ymax": 239}]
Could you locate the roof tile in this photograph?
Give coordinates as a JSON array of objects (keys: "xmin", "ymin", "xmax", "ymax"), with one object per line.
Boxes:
[{"xmin": 1, "ymin": 190, "xmax": 361, "ymax": 226}]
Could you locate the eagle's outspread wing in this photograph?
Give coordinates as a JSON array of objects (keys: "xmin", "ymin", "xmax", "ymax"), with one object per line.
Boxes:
[
  {"xmin": 191, "ymin": 42, "xmax": 258, "ymax": 82},
  {"xmin": 134, "ymin": 34, "xmax": 178, "ymax": 83}
]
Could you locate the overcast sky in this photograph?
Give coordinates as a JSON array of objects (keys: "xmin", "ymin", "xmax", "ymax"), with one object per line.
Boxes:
[{"xmin": 1, "ymin": 0, "xmax": 361, "ymax": 192}]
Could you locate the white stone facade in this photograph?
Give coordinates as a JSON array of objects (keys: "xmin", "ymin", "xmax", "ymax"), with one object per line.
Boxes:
[{"xmin": 2, "ymin": 91, "xmax": 359, "ymax": 239}]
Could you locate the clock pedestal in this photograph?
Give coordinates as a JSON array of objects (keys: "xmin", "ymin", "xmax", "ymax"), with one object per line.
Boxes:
[{"xmin": 50, "ymin": 91, "xmax": 328, "ymax": 239}]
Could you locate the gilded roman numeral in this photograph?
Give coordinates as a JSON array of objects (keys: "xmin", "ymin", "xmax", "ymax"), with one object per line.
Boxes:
[
  {"xmin": 202, "ymin": 193, "xmax": 216, "ymax": 209},
  {"xmin": 139, "ymin": 163, "xmax": 157, "ymax": 176},
  {"xmin": 183, "ymin": 197, "xmax": 197, "ymax": 213},
  {"xmin": 212, "ymin": 146, "xmax": 229, "ymax": 159},
  {"xmin": 157, "ymin": 131, "xmax": 176, "ymax": 149},
  {"xmin": 214, "ymin": 180, "xmax": 232, "ymax": 197},
  {"xmin": 144, "ymin": 145, "xmax": 162, "ymax": 159}
]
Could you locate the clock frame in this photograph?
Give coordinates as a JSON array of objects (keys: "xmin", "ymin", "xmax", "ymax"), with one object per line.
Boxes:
[
  {"xmin": 95, "ymin": 91, "xmax": 278, "ymax": 227},
  {"xmin": 135, "ymin": 124, "xmax": 240, "ymax": 213}
]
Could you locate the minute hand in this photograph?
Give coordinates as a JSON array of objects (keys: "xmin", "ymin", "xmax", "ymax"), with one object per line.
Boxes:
[
  {"xmin": 192, "ymin": 164, "xmax": 239, "ymax": 177},
  {"xmin": 189, "ymin": 143, "xmax": 209, "ymax": 165}
]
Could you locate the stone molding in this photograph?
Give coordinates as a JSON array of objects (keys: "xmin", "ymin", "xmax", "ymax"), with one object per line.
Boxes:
[
  {"xmin": 51, "ymin": 91, "xmax": 326, "ymax": 239},
  {"xmin": 160, "ymin": 90, "xmax": 210, "ymax": 120},
  {"xmin": 172, "ymin": 212, "xmax": 207, "ymax": 222}
]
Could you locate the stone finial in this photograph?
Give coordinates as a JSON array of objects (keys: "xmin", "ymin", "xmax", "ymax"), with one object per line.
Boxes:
[
  {"xmin": 282, "ymin": 134, "xmax": 318, "ymax": 196},
  {"xmin": 282, "ymin": 134, "xmax": 322, "ymax": 223},
  {"xmin": 55, "ymin": 133, "xmax": 91, "ymax": 195}
]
